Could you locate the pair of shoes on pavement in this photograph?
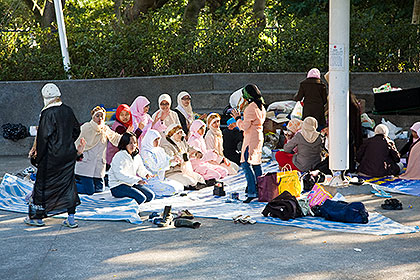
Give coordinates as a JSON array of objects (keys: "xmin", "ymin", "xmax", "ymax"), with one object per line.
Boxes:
[
  {"xmin": 174, "ymin": 209, "xmax": 194, "ymax": 220},
  {"xmin": 232, "ymin": 215, "xmax": 256, "ymax": 224},
  {"xmin": 381, "ymin": 198, "xmax": 403, "ymax": 210},
  {"xmin": 62, "ymin": 218, "xmax": 78, "ymax": 228},
  {"xmin": 24, "ymin": 217, "xmax": 45, "ymax": 227}
]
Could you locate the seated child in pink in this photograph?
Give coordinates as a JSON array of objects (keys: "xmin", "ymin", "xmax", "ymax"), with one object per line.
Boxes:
[{"xmin": 187, "ymin": 120, "xmax": 228, "ymax": 180}]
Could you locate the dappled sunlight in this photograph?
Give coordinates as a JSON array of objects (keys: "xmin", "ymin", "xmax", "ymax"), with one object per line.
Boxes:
[
  {"xmin": 0, "ymin": 216, "xmax": 29, "ymax": 225},
  {"xmin": 104, "ymin": 248, "xmax": 206, "ymax": 265},
  {"xmin": 284, "ymin": 272, "xmax": 332, "ymax": 280},
  {"xmin": 0, "ymin": 227, "xmax": 11, "ymax": 232},
  {"xmin": 87, "ymin": 271, "xmax": 166, "ymax": 280},
  {"xmin": 120, "ymin": 225, "xmax": 176, "ymax": 232}
]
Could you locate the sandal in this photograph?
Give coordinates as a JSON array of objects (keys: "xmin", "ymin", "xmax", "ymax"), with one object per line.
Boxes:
[
  {"xmin": 24, "ymin": 217, "xmax": 45, "ymax": 227},
  {"xmin": 62, "ymin": 218, "xmax": 78, "ymax": 228},
  {"xmin": 371, "ymin": 188, "xmax": 392, "ymax": 198}
]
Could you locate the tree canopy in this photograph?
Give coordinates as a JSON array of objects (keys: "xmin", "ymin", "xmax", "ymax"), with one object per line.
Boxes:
[{"xmin": 0, "ymin": 0, "xmax": 418, "ymax": 81}]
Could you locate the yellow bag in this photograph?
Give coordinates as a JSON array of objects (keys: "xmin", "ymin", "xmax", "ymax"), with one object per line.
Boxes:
[{"xmin": 277, "ymin": 165, "xmax": 301, "ymax": 197}]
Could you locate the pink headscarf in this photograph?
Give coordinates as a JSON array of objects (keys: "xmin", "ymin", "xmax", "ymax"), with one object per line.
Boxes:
[
  {"xmin": 188, "ymin": 120, "xmax": 206, "ymax": 141},
  {"xmin": 307, "ymin": 68, "xmax": 321, "ymax": 79},
  {"xmin": 410, "ymin": 122, "xmax": 420, "ymax": 140},
  {"xmin": 130, "ymin": 96, "xmax": 152, "ymax": 130}
]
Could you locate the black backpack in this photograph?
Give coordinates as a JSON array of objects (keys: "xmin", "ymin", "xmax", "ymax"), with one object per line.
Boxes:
[
  {"xmin": 262, "ymin": 191, "xmax": 304, "ymax": 221},
  {"xmin": 2, "ymin": 123, "xmax": 29, "ymax": 141}
]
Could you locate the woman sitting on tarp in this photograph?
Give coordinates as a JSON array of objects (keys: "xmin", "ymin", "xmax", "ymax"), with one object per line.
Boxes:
[
  {"xmin": 205, "ymin": 113, "xmax": 240, "ymax": 175},
  {"xmin": 275, "ymin": 117, "xmax": 322, "ymax": 172},
  {"xmin": 356, "ymin": 124, "xmax": 402, "ymax": 177},
  {"xmin": 400, "ymin": 122, "xmax": 420, "ymax": 180},
  {"xmin": 283, "ymin": 118, "xmax": 303, "ymax": 147},
  {"xmin": 140, "ymin": 129, "xmax": 184, "ymax": 196},
  {"xmin": 130, "ymin": 96, "xmax": 166, "ymax": 144},
  {"xmin": 75, "ymin": 106, "xmax": 122, "ymax": 195},
  {"xmin": 151, "ymin": 94, "xmax": 181, "ymax": 137},
  {"xmin": 108, "ymin": 132, "xmax": 155, "ymax": 204},
  {"xmin": 161, "ymin": 124, "xmax": 206, "ymax": 190}
]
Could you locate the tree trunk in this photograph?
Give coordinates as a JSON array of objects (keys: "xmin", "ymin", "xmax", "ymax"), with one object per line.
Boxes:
[
  {"xmin": 182, "ymin": 0, "xmax": 206, "ymax": 30},
  {"xmin": 253, "ymin": 0, "xmax": 266, "ymax": 28},
  {"xmin": 123, "ymin": 0, "xmax": 169, "ymax": 23},
  {"xmin": 23, "ymin": 0, "xmax": 65, "ymax": 28}
]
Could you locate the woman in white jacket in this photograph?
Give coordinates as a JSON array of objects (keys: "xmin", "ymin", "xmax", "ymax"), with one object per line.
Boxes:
[{"xmin": 108, "ymin": 132, "xmax": 154, "ymax": 204}]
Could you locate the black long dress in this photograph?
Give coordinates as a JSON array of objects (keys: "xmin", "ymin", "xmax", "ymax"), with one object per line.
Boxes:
[{"xmin": 30, "ymin": 104, "xmax": 81, "ymax": 219}]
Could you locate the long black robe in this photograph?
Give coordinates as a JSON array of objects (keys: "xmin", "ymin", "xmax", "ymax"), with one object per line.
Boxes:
[{"xmin": 30, "ymin": 104, "xmax": 81, "ymax": 219}]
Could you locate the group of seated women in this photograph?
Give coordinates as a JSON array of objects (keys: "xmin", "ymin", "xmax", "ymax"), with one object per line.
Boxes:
[
  {"xmin": 275, "ymin": 115, "xmax": 420, "ymax": 180},
  {"xmin": 74, "ymin": 91, "xmax": 240, "ymax": 205}
]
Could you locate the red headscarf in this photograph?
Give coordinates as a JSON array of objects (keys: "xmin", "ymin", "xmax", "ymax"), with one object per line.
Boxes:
[{"xmin": 116, "ymin": 104, "xmax": 132, "ymax": 128}]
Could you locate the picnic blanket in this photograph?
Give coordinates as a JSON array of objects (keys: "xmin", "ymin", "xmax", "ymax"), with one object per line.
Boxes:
[
  {"xmin": 362, "ymin": 176, "xmax": 420, "ymax": 197},
  {"xmin": 0, "ymin": 162, "xmax": 419, "ymax": 235}
]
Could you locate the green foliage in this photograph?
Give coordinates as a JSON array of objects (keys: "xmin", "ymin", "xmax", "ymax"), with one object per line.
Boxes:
[{"xmin": 0, "ymin": 0, "xmax": 418, "ymax": 81}]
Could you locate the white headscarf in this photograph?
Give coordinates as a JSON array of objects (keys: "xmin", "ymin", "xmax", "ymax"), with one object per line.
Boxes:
[
  {"xmin": 41, "ymin": 83, "xmax": 62, "ymax": 111},
  {"xmin": 176, "ymin": 91, "xmax": 194, "ymax": 125},
  {"xmin": 374, "ymin": 124, "xmax": 389, "ymax": 137},
  {"xmin": 140, "ymin": 129, "xmax": 170, "ymax": 173},
  {"xmin": 301, "ymin": 117, "xmax": 320, "ymax": 143},
  {"xmin": 410, "ymin": 122, "xmax": 420, "ymax": 140}
]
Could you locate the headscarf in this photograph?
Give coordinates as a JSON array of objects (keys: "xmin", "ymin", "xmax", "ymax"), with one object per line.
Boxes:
[
  {"xmin": 374, "ymin": 124, "xmax": 389, "ymax": 137},
  {"xmin": 307, "ymin": 68, "xmax": 321, "ymax": 79},
  {"xmin": 226, "ymin": 117, "xmax": 236, "ymax": 126},
  {"xmin": 130, "ymin": 96, "xmax": 152, "ymax": 130},
  {"xmin": 206, "ymin": 113, "xmax": 223, "ymax": 155},
  {"xmin": 115, "ymin": 104, "xmax": 132, "ymax": 128},
  {"xmin": 242, "ymin": 84, "xmax": 265, "ymax": 110},
  {"xmin": 301, "ymin": 117, "xmax": 320, "ymax": 143},
  {"xmin": 287, "ymin": 119, "xmax": 303, "ymax": 134},
  {"xmin": 165, "ymin": 124, "xmax": 185, "ymax": 140},
  {"xmin": 41, "ymin": 83, "xmax": 62, "ymax": 111},
  {"xmin": 176, "ymin": 91, "xmax": 194, "ymax": 125},
  {"xmin": 188, "ymin": 120, "xmax": 206, "ymax": 141},
  {"xmin": 410, "ymin": 122, "xmax": 420, "ymax": 140},
  {"xmin": 140, "ymin": 129, "xmax": 170, "ymax": 178},
  {"xmin": 207, "ymin": 113, "xmax": 222, "ymax": 136},
  {"xmin": 159, "ymin": 94, "xmax": 172, "ymax": 107}
]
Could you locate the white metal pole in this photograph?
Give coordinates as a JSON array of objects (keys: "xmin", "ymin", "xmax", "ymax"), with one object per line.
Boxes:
[
  {"xmin": 53, "ymin": 0, "xmax": 71, "ymax": 78},
  {"xmin": 328, "ymin": 0, "xmax": 350, "ymax": 172}
]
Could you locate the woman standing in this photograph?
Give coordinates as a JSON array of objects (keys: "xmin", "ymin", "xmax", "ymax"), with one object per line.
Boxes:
[
  {"xmin": 294, "ymin": 68, "xmax": 328, "ymax": 129},
  {"xmin": 231, "ymin": 84, "xmax": 266, "ymax": 203},
  {"xmin": 75, "ymin": 106, "xmax": 122, "ymax": 195}
]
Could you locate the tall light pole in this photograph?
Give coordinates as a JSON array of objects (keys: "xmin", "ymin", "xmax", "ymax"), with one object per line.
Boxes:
[
  {"xmin": 53, "ymin": 0, "xmax": 71, "ymax": 78},
  {"xmin": 328, "ymin": 0, "xmax": 350, "ymax": 185}
]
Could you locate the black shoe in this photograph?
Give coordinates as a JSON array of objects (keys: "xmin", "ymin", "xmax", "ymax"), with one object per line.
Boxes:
[
  {"xmin": 205, "ymin": 179, "xmax": 217, "ymax": 187},
  {"xmin": 174, "ymin": 218, "xmax": 201, "ymax": 229},
  {"xmin": 243, "ymin": 197, "xmax": 257, "ymax": 203},
  {"xmin": 157, "ymin": 205, "xmax": 173, "ymax": 227},
  {"xmin": 381, "ymin": 199, "xmax": 403, "ymax": 210}
]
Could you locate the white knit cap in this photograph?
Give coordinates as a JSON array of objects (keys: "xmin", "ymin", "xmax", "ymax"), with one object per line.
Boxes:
[{"xmin": 41, "ymin": 83, "xmax": 61, "ymax": 99}]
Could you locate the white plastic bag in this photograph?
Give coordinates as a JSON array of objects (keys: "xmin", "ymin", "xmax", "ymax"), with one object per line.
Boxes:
[
  {"xmin": 360, "ymin": 113, "xmax": 375, "ymax": 129},
  {"xmin": 290, "ymin": 101, "xmax": 303, "ymax": 120},
  {"xmin": 381, "ymin": 118, "xmax": 402, "ymax": 140},
  {"xmin": 267, "ymin": 100, "xmax": 296, "ymax": 113},
  {"xmin": 229, "ymin": 88, "xmax": 248, "ymax": 112}
]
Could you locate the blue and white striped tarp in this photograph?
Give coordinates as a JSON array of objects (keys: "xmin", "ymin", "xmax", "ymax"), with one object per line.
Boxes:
[
  {"xmin": 1, "ymin": 162, "xmax": 419, "ymax": 235},
  {"xmin": 0, "ymin": 173, "xmax": 142, "ymax": 224},
  {"xmin": 363, "ymin": 176, "xmax": 420, "ymax": 197}
]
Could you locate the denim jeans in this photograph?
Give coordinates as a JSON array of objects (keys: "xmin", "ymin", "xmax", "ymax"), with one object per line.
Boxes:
[
  {"xmin": 76, "ymin": 175, "xmax": 104, "ymax": 195},
  {"xmin": 241, "ymin": 147, "xmax": 262, "ymax": 198},
  {"xmin": 111, "ymin": 184, "xmax": 155, "ymax": 205}
]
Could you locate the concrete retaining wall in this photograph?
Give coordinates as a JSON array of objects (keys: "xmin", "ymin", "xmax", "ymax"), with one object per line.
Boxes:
[{"xmin": 1, "ymin": 72, "xmax": 420, "ymax": 156}]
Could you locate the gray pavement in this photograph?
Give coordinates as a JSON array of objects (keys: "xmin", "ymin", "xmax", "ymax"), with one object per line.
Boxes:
[{"xmin": 0, "ymin": 156, "xmax": 419, "ymax": 280}]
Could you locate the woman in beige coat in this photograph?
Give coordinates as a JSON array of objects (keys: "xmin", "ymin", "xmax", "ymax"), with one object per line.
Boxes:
[
  {"xmin": 231, "ymin": 84, "xmax": 266, "ymax": 203},
  {"xmin": 75, "ymin": 106, "xmax": 122, "ymax": 195}
]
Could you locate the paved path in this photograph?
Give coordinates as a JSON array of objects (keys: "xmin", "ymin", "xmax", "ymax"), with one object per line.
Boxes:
[{"xmin": 0, "ymin": 156, "xmax": 419, "ymax": 280}]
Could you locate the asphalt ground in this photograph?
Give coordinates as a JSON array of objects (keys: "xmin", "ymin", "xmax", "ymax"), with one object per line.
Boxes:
[{"xmin": 0, "ymin": 156, "xmax": 419, "ymax": 280}]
